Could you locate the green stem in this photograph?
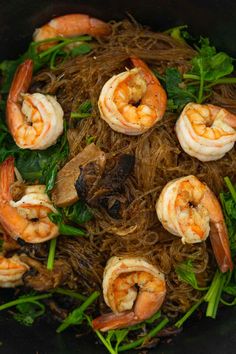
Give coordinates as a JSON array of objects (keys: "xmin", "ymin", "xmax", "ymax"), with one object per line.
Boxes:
[
  {"xmin": 224, "ymin": 177, "xmax": 236, "ymax": 203},
  {"xmin": 197, "ymin": 67, "xmax": 205, "ymax": 103},
  {"xmin": 183, "ymin": 74, "xmax": 200, "ymax": 80},
  {"xmin": 47, "ymin": 238, "xmax": 57, "ymax": 270},
  {"xmin": 205, "ymin": 271, "xmax": 226, "ymax": 318},
  {"xmin": 39, "ymin": 36, "xmax": 91, "ymax": 58},
  {"xmin": 87, "ymin": 320, "xmax": 117, "ymax": 354},
  {"xmin": 70, "ymin": 112, "xmax": 91, "ymax": 119},
  {"xmin": 0, "ymin": 294, "xmax": 52, "ymax": 311},
  {"xmin": 206, "ymin": 77, "xmax": 236, "ymax": 88},
  {"xmin": 118, "ymin": 317, "xmax": 169, "ymax": 352},
  {"xmin": 56, "ymin": 291, "xmax": 100, "ymax": 333},
  {"xmin": 59, "ymin": 223, "xmax": 86, "ymax": 236},
  {"xmin": 53, "ymin": 288, "xmax": 86, "ymax": 301},
  {"xmin": 175, "ymin": 297, "xmax": 204, "ymax": 328},
  {"xmin": 220, "ymin": 297, "xmax": 236, "ymax": 306}
]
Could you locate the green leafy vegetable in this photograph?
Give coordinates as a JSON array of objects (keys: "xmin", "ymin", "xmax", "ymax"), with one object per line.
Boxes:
[
  {"xmin": 48, "ymin": 212, "xmax": 86, "ymax": 236},
  {"xmin": 165, "ymin": 67, "xmax": 197, "ymax": 110},
  {"xmin": 175, "ymin": 259, "xmax": 208, "ymax": 291},
  {"xmin": 70, "ymin": 43, "xmax": 92, "ymax": 57},
  {"xmin": 165, "ymin": 25, "xmax": 189, "ymax": 43},
  {"xmin": 13, "ymin": 298, "xmax": 46, "ymax": 326},
  {"xmin": 64, "ymin": 200, "xmax": 93, "ymax": 224},
  {"xmin": 71, "ymin": 100, "xmax": 92, "ymax": 119},
  {"xmin": 86, "ymin": 314, "xmax": 169, "ymax": 354},
  {"xmin": 56, "ymin": 291, "xmax": 100, "ymax": 333}
]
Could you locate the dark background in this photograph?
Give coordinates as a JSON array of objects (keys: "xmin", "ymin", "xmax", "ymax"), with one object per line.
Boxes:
[{"xmin": 1, "ymin": 0, "xmax": 236, "ymax": 353}]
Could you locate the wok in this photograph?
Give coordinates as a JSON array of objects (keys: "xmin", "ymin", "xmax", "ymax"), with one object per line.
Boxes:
[{"xmin": 0, "ymin": 0, "xmax": 236, "ymax": 353}]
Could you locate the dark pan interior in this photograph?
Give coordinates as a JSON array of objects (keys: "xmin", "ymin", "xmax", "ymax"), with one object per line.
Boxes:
[{"xmin": 1, "ymin": 0, "xmax": 236, "ymax": 353}]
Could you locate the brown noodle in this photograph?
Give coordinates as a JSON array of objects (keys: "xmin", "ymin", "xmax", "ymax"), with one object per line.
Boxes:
[{"xmin": 32, "ymin": 19, "xmax": 236, "ymax": 317}]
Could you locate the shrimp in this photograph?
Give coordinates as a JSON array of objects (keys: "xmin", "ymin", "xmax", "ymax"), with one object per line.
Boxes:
[
  {"xmin": 0, "ymin": 157, "xmax": 59, "ymax": 243},
  {"xmin": 6, "ymin": 59, "xmax": 64, "ymax": 150},
  {"xmin": 92, "ymin": 256, "xmax": 166, "ymax": 331},
  {"xmin": 156, "ymin": 175, "xmax": 233, "ymax": 273},
  {"xmin": 0, "ymin": 254, "xmax": 29, "ymax": 287},
  {"xmin": 33, "ymin": 13, "xmax": 111, "ymax": 50},
  {"xmin": 176, "ymin": 102, "xmax": 236, "ymax": 161},
  {"xmin": 98, "ymin": 57, "xmax": 167, "ymax": 135}
]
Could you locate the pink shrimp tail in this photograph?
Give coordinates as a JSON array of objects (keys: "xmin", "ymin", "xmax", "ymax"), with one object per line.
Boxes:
[
  {"xmin": 210, "ymin": 221, "xmax": 233, "ymax": 272},
  {"xmin": 7, "ymin": 59, "xmax": 33, "ymax": 103},
  {"xmin": 0, "ymin": 157, "xmax": 15, "ymax": 201},
  {"xmin": 92, "ymin": 311, "xmax": 137, "ymax": 331}
]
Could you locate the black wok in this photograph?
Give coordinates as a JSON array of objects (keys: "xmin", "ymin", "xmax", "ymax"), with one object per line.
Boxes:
[{"xmin": 0, "ymin": 0, "xmax": 236, "ymax": 353}]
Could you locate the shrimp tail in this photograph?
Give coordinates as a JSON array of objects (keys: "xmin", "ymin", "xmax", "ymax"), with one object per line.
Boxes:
[
  {"xmin": 8, "ymin": 59, "xmax": 33, "ymax": 103},
  {"xmin": 92, "ymin": 311, "xmax": 137, "ymax": 332},
  {"xmin": 202, "ymin": 188, "xmax": 233, "ymax": 273},
  {"xmin": 130, "ymin": 56, "xmax": 167, "ymax": 118},
  {"xmin": 210, "ymin": 221, "xmax": 233, "ymax": 272},
  {"xmin": 0, "ymin": 156, "xmax": 15, "ymax": 201}
]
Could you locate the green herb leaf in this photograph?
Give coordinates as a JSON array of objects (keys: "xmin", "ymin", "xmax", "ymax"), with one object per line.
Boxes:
[
  {"xmin": 13, "ymin": 300, "xmax": 45, "ymax": 326},
  {"xmin": 175, "ymin": 259, "xmax": 207, "ymax": 291},
  {"xmin": 70, "ymin": 43, "xmax": 92, "ymax": 57},
  {"xmin": 56, "ymin": 291, "xmax": 100, "ymax": 333},
  {"xmin": 64, "ymin": 200, "xmax": 93, "ymax": 224},
  {"xmin": 164, "ymin": 67, "xmax": 197, "ymax": 111}
]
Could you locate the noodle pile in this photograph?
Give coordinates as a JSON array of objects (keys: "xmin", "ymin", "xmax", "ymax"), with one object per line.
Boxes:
[{"xmin": 32, "ymin": 20, "xmax": 236, "ymax": 318}]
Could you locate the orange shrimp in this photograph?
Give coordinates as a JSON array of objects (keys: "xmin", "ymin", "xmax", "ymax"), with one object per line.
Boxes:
[
  {"xmin": 98, "ymin": 57, "xmax": 167, "ymax": 135},
  {"xmin": 156, "ymin": 175, "xmax": 233, "ymax": 273},
  {"xmin": 33, "ymin": 13, "xmax": 111, "ymax": 50},
  {"xmin": 93, "ymin": 257, "xmax": 166, "ymax": 331},
  {"xmin": 6, "ymin": 59, "xmax": 64, "ymax": 150},
  {"xmin": 0, "ymin": 157, "xmax": 59, "ymax": 243},
  {"xmin": 0, "ymin": 254, "xmax": 29, "ymax": 287},
  {"xmin": 176, "ymin": 102, "xmax": 236, "ymax": 161}
]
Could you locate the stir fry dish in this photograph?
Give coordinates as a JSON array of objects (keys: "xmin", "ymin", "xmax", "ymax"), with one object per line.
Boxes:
[{"xmin": 1, "ymin": 13, "xmax": 236, "ymax": 353}]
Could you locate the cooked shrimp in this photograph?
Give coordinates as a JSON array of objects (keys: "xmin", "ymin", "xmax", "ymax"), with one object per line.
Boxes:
[
  {"xmin": 0, "ymin": 157, "xmax": 59, "ymax": 243},
  {"xmin": 92, "ymin": 256, "xmax": 166, "ymax": 331},
  {"xmin": 176, "ymin": 102, "xmax": 236, "ymax": 161},
  {"xmin": 156, "ymin": 175, "xmax": 233, "ymax": 272},
  {"xmin": 6, "ymin": 59, "xmax": 64, "ymax": 150},
  {"xmin": 0, "ymin": 254, "xmax": 29, "ymax": 287},
  {"xmin": 98, "ymin": 57, "xmax": 167, "ymax": 135},
  {"xmin": 33, "ymin": 13, "xmax": 111, "ymax": 50}
]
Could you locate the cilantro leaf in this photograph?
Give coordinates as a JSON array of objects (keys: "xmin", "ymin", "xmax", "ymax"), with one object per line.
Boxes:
[
  {"xmin": 164, "ymin": 68, "xmax": 197, "ymax": 111},
  {"xmin": 175, "ymin": 259, "xmax": 207, "ymax": 291}
]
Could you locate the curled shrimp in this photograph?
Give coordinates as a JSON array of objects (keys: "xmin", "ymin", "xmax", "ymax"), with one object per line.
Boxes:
[
  {"xmin": 33, "ymin": 13, "xmax": 111, "ymax": 50},
  {"xmin": 0, "ymin": 157, "xmax": 59, "ymax": 243},
  {"xmin": 6, "ymin": 59, "xmax": 64, "ymax": 150},
  {"xmin": 156, "ymin": 175, "xmax": 233, "ymax": 273},
  {"xmin": 98, "ymin": 57, "xmax": 167, "ymax": 135},
  {"xmin": 92, "ymin": 256, "xmax": 166, "ymax": 331},
  {"xmin": 0, "ymin": 254, "xmax": 29, "ymax": 288},
  {"xmin": 176, "ymin": 102, "xmax": 236, "ymax": 161}
]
